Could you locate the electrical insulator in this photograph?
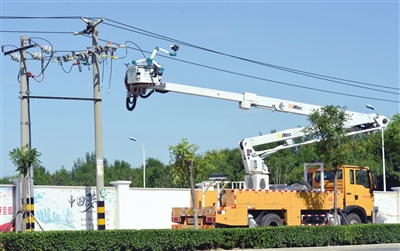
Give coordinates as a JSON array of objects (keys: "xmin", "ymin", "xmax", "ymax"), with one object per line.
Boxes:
[
  {"xmin": 62, "ymin": 54, "xmax": 72, "ymax": 62},
  {"xmin": 81, "ymin": 51, "xmax": 89, "ymax": 61},
  {"xmin": 41, "ymin": 45, "xmax": 52, "ymax": 54},
  {"xmin": 32, "ymin": 52, "xmax": 42, "ymax": 60},
  {"xmin": 76, "ymin": 52, "xmax": 89, "ymax": 61},
  {"xmin": 94, "ymin": 45, "xmax": 106, "ymax": 54},
  {"xmin": 111, "ymin": 55, "xmax": 119, "ymax": 60},
  {"xmin": 10, "ymin": 53, "xmax": 21, "ymax": 62}
]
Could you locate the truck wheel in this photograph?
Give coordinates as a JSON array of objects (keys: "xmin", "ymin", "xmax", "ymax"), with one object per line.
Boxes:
[
  {"xmin": 261, "ymin": 213, "xmax": 282, "ymax": 226},
  {"xmin": 345, "ymin": 213, "xmax": 362, "ymax": 224}
]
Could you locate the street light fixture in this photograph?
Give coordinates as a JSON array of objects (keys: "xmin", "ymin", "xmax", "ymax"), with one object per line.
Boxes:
[
  {"xmin": 129, "ymin": 137, "xmax": 146, "ymax": 188},
  {"xmin": 366, "ymin": 104, "xmax": 386, "ymax": 192}
]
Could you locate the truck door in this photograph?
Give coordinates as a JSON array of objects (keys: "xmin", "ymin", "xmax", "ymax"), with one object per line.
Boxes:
[
  {"xmin": 346, "ymin": 169, "xmax": 373, "ymax": 209},
  {"xmin": 354, "ymin": 169, "xmax": 374, "ymax": 210},
  {"xmin": 345, "ymin": 169, "xmax": 355, "ymax": 205}
]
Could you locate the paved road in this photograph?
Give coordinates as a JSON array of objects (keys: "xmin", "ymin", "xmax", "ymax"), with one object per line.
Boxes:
[{"xmin": 226, "ymin": 243, "xmax": 400, "ymax": 251}]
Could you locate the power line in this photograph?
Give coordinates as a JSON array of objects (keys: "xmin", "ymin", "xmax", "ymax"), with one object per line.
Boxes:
[
  {"xmin": 168, "ymin": 56, "xmax": 400, "ymax": 104},
  {"xmin": 104, "ymin": 18, "xmax": 400, "ymax": 93},
  {"xmin": 0, "ymin": 30, "xmax": 74, "ymax": 34},
  {"xmin": 2, "ymin": 17, "xmax": 399, "ymax": 103},
  {"xmin": 0, "ymin": 16, "xmax": 100, "ymax": 19},
  {"xmin": 92, "ymin": 36, "xmax": 399, "ymax": 104},
  {"xmin": 2, "ymin": 16, "xmax": 398, "ymax": 92},
  {"xmin": 4, "ymin": 36, "xmax": 399, "ymax": 103}
]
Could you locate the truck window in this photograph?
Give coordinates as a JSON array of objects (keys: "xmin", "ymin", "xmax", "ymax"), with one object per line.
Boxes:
[
  {"xmin": 350, "ymin": 170, "xmax": 354, "ymax": 184},
  {"xmin": 355, "ymin": 170, "xmax": 370, "ymax": 188},
  {"xmin": 315, "ymin": 170, "xmax": 342, "ymax": 182},
  {"xmin": 315, "ymin": 172, "xmax": 320, "ymax": 182}
]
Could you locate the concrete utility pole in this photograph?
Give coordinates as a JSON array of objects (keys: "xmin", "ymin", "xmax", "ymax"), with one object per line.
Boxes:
[
  {"xmin": 73, "ymin": 17, "xmax": 106, "ymax": 230},
  {"xmin": 3, "ymin": 35, "xmax": 39, "ymax": 232},
  {"xmin": 20, "ymin": 35, "xmax": 29, "ymax": 233},
  {"xmin": 91, "ymin": 19, "xmax": 106, "ymax": 230}
]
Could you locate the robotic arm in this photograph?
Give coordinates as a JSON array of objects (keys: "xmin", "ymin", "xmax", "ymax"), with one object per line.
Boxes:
[{"xmin": 125, "ymin": 44, "xmax": 179, "ymax": 111}]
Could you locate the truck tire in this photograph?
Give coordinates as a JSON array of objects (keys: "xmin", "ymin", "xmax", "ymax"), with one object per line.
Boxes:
[
  {"xmin": 261, "ymin": 213, "xmax": 282, "ymax": 226},
  {"xmin": 345, "ymin": 213, "xmax": 362, "ymax": 224}
]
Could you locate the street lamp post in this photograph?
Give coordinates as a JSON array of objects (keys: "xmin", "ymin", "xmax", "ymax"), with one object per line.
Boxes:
[
  {"xmin": 129, "ymin": 137, "xmax": 146, "ymax": 188},
  {"xmin": 366, "ymin": 104, "xmax": 386, "ymax": 192}
]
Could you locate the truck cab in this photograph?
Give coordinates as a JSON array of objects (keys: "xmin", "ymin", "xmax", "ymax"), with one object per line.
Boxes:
[{"xmin": 306, "ymin": 165, "xmax": 376, "ymax": 224}]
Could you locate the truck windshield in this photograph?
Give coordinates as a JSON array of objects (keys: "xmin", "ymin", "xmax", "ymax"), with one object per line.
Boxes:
[
  {"xmin": 356, "ymin": 170, "xmax": 370, "ymax": 188},
  {"xmin": 315, "ymin": 170, "xmax": 342, "ymax": 182}
]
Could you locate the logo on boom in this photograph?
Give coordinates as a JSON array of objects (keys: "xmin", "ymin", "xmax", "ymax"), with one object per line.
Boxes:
[
  {"xmin": 278, "ymin": 133, "xmax": 292, "ymax": 138},
  {"xmin": 288, "ymin": 104, "xmax": 303, "ymax": 110}
]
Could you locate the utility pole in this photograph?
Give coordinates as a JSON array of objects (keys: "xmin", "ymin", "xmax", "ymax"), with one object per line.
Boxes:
[
  {"xmin": 73, "ymin": 17, "xmax": 106, "ymax": 230},
  {"xmin": 91, "ymin": 19, "xmax": 106, "ymax": 230},
  {"xmin": 20, "ymin": 35, "xmax": 29, "ymax": 233},
  {"xmin": 3, "ymin": 36, "xmax": 38, "ymax": 232}
]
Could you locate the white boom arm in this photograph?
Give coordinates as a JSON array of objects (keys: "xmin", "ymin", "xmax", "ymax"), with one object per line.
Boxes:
[
  {"xmin": 124, "ymin": 46, "xmax": 390, "ymax": 177},
  {"xmin": 238, "ymin": 113, "xmax": 388, "ymax": 175},
  {"xmin": 126, "ymin": 81, "xmax": 389, "ymax": 174}
]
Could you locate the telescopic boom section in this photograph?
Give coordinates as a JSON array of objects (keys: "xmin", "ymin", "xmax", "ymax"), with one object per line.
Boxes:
[
  {"xmin": 239, "ymin": 112, "xmax": 388, "ymax": 175},
  {"xmin": 126, "ymin": 81, "xmax": 389, "ymax": 175},
  {"xmin": 124, "ymin": 46, "xmax": 389, "ymax": 176}
]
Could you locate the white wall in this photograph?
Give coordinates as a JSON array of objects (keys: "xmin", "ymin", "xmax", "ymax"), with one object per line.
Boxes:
[
  {"xmin": 2, "ymin": 183, "xmax": 399, "ymax": 231},
  {"xmin": 374, "ymin": 187, "xmax": 400, "ymax": 224},
  {"xmin": 34, "ymin": 185, "xmax": 117, "ymax": 230},
  {"xmin": 111, "ymin": 181, "xmax": 190, "ymax": 229}
]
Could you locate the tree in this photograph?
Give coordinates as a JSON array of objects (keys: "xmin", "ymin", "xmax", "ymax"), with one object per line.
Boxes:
[
  {"xmin": 105, "ymin": 160, "xmax": 134, "ymax": 187},
  {"xmin": 169, "ymin": 139, "xmax": 200, "ymax": 188},
  {"xmin": 194, "ymin": 149, "xmax": 222, "ymax": 183},
  {"xmin": 303, "ymin": 105, "xmax": 351, "ymax": 225},
  {"xmin": 169, "ymin": 138, "xmax": 199, "ymax": 229},
  {"xmin": 383, "ymin": 113, "xmax": 400, "ymax": 188},
  {"xmin": 70, "ymin": 152, "xmax": 99, "ymax": 186},
  {"xmin": 200, "ymin": 148, "xmax": 245, "ymax": 184},
  {"xmin": 33, "ymin": 164, "xmax": 52, "ymax": 185},
  {"xmin": 9, "ymin": 145, "xmax": 41, "ymax": 232},
  {"xmin": 0, "ymin": 174, "xmax": 20, "ymax": 185},
  {"xmin": 51, "ymin": 166, "xmax": 72, "ymax": 186},
  {"xmin": 221, "ymin": 148, "xmax": 246, "ymax": 182},
  {"xmin": 265, "ymin": 148, "xmax": 298, "ymax": 185},
  {"xmin": 145, "ymin": 158, "xmax": 172, "ymax": 188}
]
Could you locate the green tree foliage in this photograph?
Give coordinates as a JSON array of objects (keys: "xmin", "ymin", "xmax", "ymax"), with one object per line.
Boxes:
[
  {"xmin": 127, "ymin": 157, "xmax": 170, "ymax": 188},
  {"xmin": 221, "ymin": 148, "xmax": 246, "ymax": 182},
  {"xmin": 51, "ymin": 166, "xmax": 73, "ymax": 186},
  {"xmin": 145, "ymin": 158, "xmax": 172, "ymax": 188},
  {"xmin": 70, "ymin": 152, "xmax": 98, "ymax": 186},
  {"xmin": 303, "ymin": 105, "xmax": 352, "ymax": 168},
  {"xmin": 9, "ymin": 145, "xmax": 42, "ymax": 232},
  {"xmin": 9, "ymin": 145, "xmax": 41, "ymax": 175},
  {"xmin": 33, "ymin": 164, "xmax": 52, "ymax": 185},
  {"xmin": 0, "ymin": 174, "xmax": 19, "ymax": 184},
  {"xmin": 169, "ymin": 138, "xmax": 199, "ymax": 188},
  {"xmin": 266, "ymin": 148, "xmax": 298, "ymax": 185},
  {"xmin": 205, "ymin": 148, "xmax": 245, "ymax": 183},
  {"xmin": 303, "ymin": 105, "xmax": 352, "ymax": 225},
  {"xmin": 193, "ymin": 149, "xmax": 222, "ymax": 183},
  {"xmin": 4, "ymin": 113, "xmax": 398, "ymax": 190},
  {"xmin": 384, "ymin": 113, "xmax": 400, "ymax": 185},
  {"xmin": 104, "ymin": 160, "xmax": 134, "ymax": 186},
  {"xmin": 169, "ymin": 138, "xmax": 200, "ymax": 229}
]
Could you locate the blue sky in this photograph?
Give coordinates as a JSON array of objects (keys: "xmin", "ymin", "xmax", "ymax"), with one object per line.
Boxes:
[{"xmin": 1, "ymin": 1, "xmax": 399, "ymax": 178}]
